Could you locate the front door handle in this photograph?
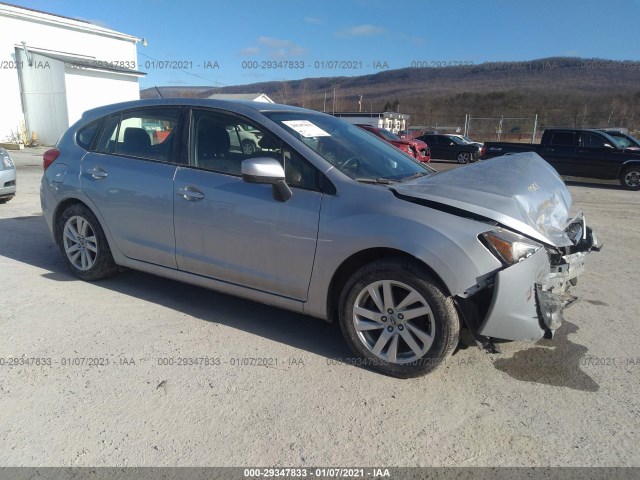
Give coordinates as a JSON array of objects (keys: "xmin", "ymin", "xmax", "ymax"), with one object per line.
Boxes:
[
  {"xmin": 176, "ymin": 186, "xmax": 205, "ymax": 201},
  {"xmin": 87, "ymin": 167, "xmax": 108, "ymax": 179}
]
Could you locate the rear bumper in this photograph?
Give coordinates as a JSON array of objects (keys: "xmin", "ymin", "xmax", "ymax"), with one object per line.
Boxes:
[
  {"xmin": 477, "ymin": 221, "xmax": 600, "ymax": 341},
  {"xmin": 0, "ymin": 168, "xmax": 17, "ymax": 198}
]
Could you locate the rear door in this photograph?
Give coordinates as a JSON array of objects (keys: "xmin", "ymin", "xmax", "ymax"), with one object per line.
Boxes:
[
  {"xmin": 541, "ymin": 131, "xmax": 578, "ymax": 175},
  {"xmin": 172, "ymin": 108, "xmax": 322, "ymax": 300},
  {"xmin": 81, "ymin": 107, "xmax": 183, "ymax": 268}
]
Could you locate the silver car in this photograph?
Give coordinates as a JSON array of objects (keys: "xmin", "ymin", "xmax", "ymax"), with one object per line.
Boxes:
[
  {"xmin": 0, "ymin": 147, "xmax": 17, "ymax": 203},
  {"xmin": 40, "ymin": 99, "xmax": 600, "ymax": 378}
]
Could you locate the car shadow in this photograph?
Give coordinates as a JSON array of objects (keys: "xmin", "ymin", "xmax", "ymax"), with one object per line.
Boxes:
[
  {"xmin": 0, "ymin": 215, "xmax": 602, "ymax": 385},
  {"xmin": 492, "ymin": 320, "xmax": 599, "ymax": 392},
  {"xmin": 564, "ymin": 180, "xmax": 623, "ymax": 190},
  {"xmin": 0, "ymin": 215, "xmax": 352, "ymax": 364}
]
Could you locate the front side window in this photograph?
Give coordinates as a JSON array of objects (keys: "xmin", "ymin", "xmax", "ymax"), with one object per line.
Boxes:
[
  {"xmin": 96, "ymin": 108, "xmax": 180, "ymax": 162},
  {"xmin": 190, "ymin": 110, "xmax": 320, "ymax": 190},
  {"xmin": 580, "ymin": 133, "xmax": 607, "ymax": 149}
]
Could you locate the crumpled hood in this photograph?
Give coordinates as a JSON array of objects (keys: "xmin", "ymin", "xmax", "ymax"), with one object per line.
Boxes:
[{"xmin": 392, "ymin": 152, "xmax": 575, "ymax": 247}]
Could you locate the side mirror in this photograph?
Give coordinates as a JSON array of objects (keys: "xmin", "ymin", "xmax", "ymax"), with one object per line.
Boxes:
[
  {"xmin": 241, "ymin": 157, "xmax": 292, "ymax": 202},
  {"xmin": 603, "ymin": 143, "xmax": 615, "ymax": 149}
]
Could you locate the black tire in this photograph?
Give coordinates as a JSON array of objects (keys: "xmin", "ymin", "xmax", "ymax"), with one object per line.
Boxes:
[
  {"xmin": 620, "ymin": 165, "xmax": 640, "ymax": 190},
  {"xmin": 241, "ymin": 139, "xmax": 256, "ymax": 155},
  {"xmin": 338, "ymin": 258, "xmax": 460, "ymax": 378},
  {"xmin": 0, "ymin": 196, "xmax": 13, "ymax": 204},
  {"xmin": 56, "ymin": 203, "xmax": 118, "ymax": 281},
  {"xmin": 456, "ymin": 152, "xmax": 471, "ymax": 164}
]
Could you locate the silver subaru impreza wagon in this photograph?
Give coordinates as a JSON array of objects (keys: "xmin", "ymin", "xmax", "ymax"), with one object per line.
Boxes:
[{"xmin": 40, "ymin": 99, "xmax": 600, "ymax": 377}]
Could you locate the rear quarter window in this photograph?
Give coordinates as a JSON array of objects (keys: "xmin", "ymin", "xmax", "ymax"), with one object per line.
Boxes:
[{"xmin": 76, "ymin": 121, "xmax": 101, "ymax": 150}]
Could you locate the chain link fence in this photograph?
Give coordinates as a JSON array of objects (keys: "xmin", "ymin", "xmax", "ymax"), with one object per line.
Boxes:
[{"xmin": 408, "ymin": 114, "xmax": 640, "ymax": 143}]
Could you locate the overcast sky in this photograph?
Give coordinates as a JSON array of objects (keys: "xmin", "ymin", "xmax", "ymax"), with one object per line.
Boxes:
[{"xmin": 11, "ymin": 0, "xmax": 640, "ymax": 88}]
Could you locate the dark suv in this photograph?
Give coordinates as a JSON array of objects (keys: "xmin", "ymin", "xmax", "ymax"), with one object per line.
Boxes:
[{"xmin": 416, "ymin": 134, "xmax": 480, "ymax": 164}]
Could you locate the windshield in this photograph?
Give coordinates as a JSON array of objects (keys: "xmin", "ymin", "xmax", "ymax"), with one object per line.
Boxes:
[
  {"xmin": 375, "ymin": 128, "xmax": 402, "ymax": 142},
  {"xmin": 608, "ymin": 132, "xmax": 639, "ymax": 148},
  {"xmin": 265, "ymin": 112, "xmax": 435, "ymax": 181}
]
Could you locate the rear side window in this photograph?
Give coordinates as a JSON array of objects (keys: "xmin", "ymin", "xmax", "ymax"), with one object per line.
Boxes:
[
  {"xmin": 95, "ymin": 108, "xmax": 181, "ymax": 162},
  {"xmin": 76, "ymin": 121, "xmax": 100, "ymax": 150},
  {"xmin": 550, "ymin": 132, "xmax": 576, "ymax": 146}
]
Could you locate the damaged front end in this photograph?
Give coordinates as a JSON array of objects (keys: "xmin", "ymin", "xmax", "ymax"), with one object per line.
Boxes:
[
  {"xmin": 391, "ymin": 153, "xmax": 602, "ymax": 348},
  {"xmin": 537, "ymin": 213, "xmax": 602, "ymax": 337},
  {"xmin": 469, "ymin": 213, "xmax": 601, "ymax": 348}
]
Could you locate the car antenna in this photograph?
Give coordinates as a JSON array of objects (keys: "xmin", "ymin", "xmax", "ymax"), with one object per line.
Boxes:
[{"xmin": 155, "ymin": 86, "xmax": 163, "ymax": 98}]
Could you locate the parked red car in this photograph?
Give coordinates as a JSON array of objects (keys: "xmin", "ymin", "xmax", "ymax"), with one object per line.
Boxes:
[{"xmin": 356, "ymin": 125, "xmax": 430, "ymax": 162}]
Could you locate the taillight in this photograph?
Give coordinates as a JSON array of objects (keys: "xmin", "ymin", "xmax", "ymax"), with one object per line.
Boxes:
[
  {"xmin": 43, "ymin": 148, "xmax": 60, "ymax": 171},
  {"xmin": 480, "ymin": 145, "xmax": 486, "ymax": 158}
]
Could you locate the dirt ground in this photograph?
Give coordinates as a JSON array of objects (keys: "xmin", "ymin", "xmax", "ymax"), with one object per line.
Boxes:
[{"xmin": 0, "ymin": 148, "xmax": 638, "ymax": 467}]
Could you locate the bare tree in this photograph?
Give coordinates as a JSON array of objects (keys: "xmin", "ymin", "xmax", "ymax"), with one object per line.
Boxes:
[
  {"xmin": 279, "ymin": 81, "xmax": 290, "ymax": 104},
  {"xmin": 299, "ymin": 80, "xmax": 309, "ymax": 108}
]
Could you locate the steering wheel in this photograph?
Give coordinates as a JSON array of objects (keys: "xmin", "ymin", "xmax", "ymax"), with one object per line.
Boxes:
[{"xmin": 341, "ymin": 156, "xmax": 361, "ymax": 171}]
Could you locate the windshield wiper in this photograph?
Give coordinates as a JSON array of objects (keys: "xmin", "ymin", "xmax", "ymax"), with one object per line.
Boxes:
[
  {"xmin": 354, "ymin": 177, "xmax": 396, "ymax": 185},
  {"xmin": 400, "ymin": 172, "xmax": 429, "ymax": 182}
]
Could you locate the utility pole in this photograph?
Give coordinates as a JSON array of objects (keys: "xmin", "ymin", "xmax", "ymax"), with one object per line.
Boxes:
[
  {"xmin": 332, "ymin": 86, "xmax": 336, "ymax": 114},
  {"xmin": 323, "ymin": 92, "xmax": 326, "ymax": 112},
  {"xmin": 359, "ymin": 95, "xmax": 362, "ymax": 113},
  {"xmin": 531, "ymin": 114, "xmax": 538, "ymax": 143}
]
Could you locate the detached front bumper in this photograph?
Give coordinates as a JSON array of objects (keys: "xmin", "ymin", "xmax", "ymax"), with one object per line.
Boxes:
[{"xmin": 476, "ymin": 219, "xmax": 601, "ymax": 342}]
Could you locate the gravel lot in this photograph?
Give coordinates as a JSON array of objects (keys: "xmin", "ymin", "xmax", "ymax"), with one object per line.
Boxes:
[{"xmin": 0, "ymin": 148, "xmax": 638, "ymax": 467}]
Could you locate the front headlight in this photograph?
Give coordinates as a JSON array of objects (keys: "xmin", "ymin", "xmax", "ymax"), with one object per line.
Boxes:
[
  {"xmin": 481, "ymin": 228, "xmax": 543, "ymax": 265},
  {"xmin": 1, "ymin": 151, "xmax": 14, "ymax": 169}
]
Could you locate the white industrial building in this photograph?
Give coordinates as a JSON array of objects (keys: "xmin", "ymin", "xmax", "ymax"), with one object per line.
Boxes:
[
  {"xmin": 331, "ymin": 112, "xmax": 410, "ymax": 134},
  {"xmin": 0, "ymin": 3, "xmax": 144, "ymax": 145}
]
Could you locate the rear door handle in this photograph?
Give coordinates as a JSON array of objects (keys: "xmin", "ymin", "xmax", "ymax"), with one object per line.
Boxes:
[
  {"xmin": 176, "ymin": 186, "xmax": 204, "ymax": 201},
  {"xmin": 87, "ymin": 167, "xmax": 108, "ymax": 179}
]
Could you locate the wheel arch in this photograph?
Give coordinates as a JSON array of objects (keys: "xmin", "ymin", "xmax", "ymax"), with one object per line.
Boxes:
[
  {"xmin": 620, "ymin": 160, "xmax": 640, "ymax": 173},
  {"xmin": 53, "ymin": 197, "xmax": 112, "ymax": 251},
  {"xmin": 325, "ymin": 247, "xmax": 450, "ymax": 324}
]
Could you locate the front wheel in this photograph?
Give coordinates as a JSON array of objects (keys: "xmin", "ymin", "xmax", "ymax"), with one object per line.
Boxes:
[
  {"xmin": 241, "ymin": 139, "xmax": 256, "ymax": 155},
  {"xmin": 338, "ymin": 259, "xmax": 460, "ymax": 378},
  {"xmin": 56, "ymin": 203, "xmax": 118, "ymax": 281},
  {"xmin": 456, "ymin": 152, "xmax": 471, "ymax": 164},
  {"xmin": 621, "ymin": 165, "xmax": 640, "ymax": 190}
]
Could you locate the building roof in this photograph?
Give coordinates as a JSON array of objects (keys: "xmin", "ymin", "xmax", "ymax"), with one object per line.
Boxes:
[
  {"xmin": 207, "ymin": 93, "xmax": 274, "ymax": 103},
  {"xmin": 26, "ymin": 47, "xmax": 145, "ymax": 77},
  {"xmin": 332, "ymin": 111, "xmax": 410, "ymax": 119},
  {"xmin": 0, "ymin": 2, "xmax": 140, "ymax": 42}
]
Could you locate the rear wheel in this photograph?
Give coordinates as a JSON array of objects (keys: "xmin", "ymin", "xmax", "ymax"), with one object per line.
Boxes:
[
  {"xmin": 338, "ymin": 258, "xmax": 460, "ymax": 378},
  {"xmin": 621, "ymin": 165, "xmax": 640, "ymax": 190},
  {"xmin": 56, "ymin": 204, "xmax": 118, "ymax": 281},
  {"xmin": 456, "ymin": 152, "xmax": 471, "ymax": 164}
]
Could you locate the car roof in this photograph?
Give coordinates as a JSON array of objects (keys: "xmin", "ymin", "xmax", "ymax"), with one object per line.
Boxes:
[{"xmin": 79, "ymin": 98, "xmax": 311, "ymax": 123}]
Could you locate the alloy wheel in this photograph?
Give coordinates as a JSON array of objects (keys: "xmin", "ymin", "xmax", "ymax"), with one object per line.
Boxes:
[
  {"xmin": 352, "ymin": 280, "xmax": 435, "ymax": 364},
  {"xmin": 62, "ymin": 215, "xmax": 98, "ymax": 271}
]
